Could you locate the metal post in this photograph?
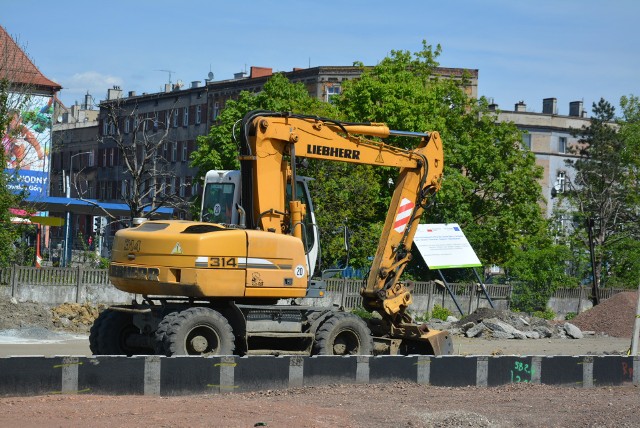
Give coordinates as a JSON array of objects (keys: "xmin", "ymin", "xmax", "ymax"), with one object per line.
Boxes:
[
  {"xmin": 63, "ymin": 151, "xmax": 92, "ymax": 267},
  {"xmin": 631, "ymin": 283, "xmax": 640, "ymax": 356},
  {"xmin": 437, "ymin": 270, "xmax": 464, "ymax": 316},
  {"xmin": 63, "ymin": 174, "xmax": 71, "ymax": 267},
  {"xmin": 472, "ymin": 268, "xmax": 495, "ymax": 309},
  {"xmin": 586, "ymin": 218, "xmax": 599, "ymax": 306}
]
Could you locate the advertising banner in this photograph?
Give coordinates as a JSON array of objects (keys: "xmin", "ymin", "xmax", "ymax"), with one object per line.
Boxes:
[{"xmin": 3, "ymin": 95, "xmax": 53, "ymax": 198}]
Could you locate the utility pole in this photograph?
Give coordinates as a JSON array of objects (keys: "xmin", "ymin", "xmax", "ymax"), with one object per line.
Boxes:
[{"xmin": 63, "ymin": 151, "xmax": 92, "ymax": 267}]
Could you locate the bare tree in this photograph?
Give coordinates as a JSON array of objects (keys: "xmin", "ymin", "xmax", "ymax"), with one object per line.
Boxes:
[{"xmin": 90, "ymin": 95, "xmax": 190, "ymax": 223}]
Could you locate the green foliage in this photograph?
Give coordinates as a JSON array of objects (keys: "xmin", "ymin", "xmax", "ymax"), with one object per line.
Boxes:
[
  {"xmin": 430, "ymin": 304, "xmax": 451, "ymax": 321},
  {"xmin": 0, "ymin": 78, "xmax": 26, "ymax": 267},
  {"xmin": 351, "ymin": 307, "xmax": 373, "ymax": 320},
  {"xmin": 565, "ymin": 312, "xmax": 577, "ymax": 321},
  {"xmin": 98, "ymin": 257, "xmax": 110, "ymax": 269},
  {"xmin": 532, "ymin": 307, "xmax": 556, "ymax": 320},
  {"xmin": 506, "ymin": 233, "xmax": 576, "ymax": 313}
]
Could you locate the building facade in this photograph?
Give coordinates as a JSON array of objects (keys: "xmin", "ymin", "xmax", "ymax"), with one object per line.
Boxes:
[{"xmin": 494, "ymin": 97, "xmax": 590, "ymax": 218}]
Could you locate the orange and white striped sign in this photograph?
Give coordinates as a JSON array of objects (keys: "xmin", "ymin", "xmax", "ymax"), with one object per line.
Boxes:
[{"xmin": 393, "ymin": 198, "xmax": 414, "ymax": 233}]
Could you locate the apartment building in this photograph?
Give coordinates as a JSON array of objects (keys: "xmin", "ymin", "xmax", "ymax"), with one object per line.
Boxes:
[{"xmin": 494, "ymin": 98, "xmax": 590, "ymax": 218}]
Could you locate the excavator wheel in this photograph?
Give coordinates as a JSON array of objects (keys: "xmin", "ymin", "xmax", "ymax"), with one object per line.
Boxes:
[
  {"xmin": 89, "ymin": 309, "xmax": 108, "ymax": 354},
  {"xmin": 161, "ymin": 307, "xmax": 235, "ymax": 356},
  {"xmin": 96, "ymin": 309, "xmax": 150, "ymax": 356},
  {"xmin": 313, "ymin": 313, "xmax": 374, "ymax": 356},
  {"xmin": 154, "ymin": 311, "xmax": 180, "ymax": 355}
]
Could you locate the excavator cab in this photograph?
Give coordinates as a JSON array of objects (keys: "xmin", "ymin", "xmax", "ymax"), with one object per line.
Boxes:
[{"xmin": 202, "ymin": 170, "xmax": 319, "ymax": 278}]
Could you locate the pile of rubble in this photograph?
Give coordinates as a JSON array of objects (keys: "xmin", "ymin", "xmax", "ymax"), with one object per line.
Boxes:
[
  {"xmin": 427, "ymin": 307, "xmax": 587, "ymax": 340},
  {"xmin": 51, "ymin": 302, "xmax": 107, "ymax": 333},
  {"xmin": 0, "ymin": 296, "xmax": 104, "ymax": 334}
]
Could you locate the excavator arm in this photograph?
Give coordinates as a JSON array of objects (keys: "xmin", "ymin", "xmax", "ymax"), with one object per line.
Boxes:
[{"xmin": 238, "ymin": 111, "xmax": 444, "ymax": 324}]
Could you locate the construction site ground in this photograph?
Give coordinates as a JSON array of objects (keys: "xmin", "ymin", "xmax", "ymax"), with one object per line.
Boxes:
[{"xmin": 0, "ymin": 294, "xmax": 638, "ymax": 427}]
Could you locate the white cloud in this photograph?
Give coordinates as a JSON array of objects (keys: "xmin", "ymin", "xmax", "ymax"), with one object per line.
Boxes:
[{"xmin": 58, "ymin": 71, "xmax": 123, "ymax": 107}]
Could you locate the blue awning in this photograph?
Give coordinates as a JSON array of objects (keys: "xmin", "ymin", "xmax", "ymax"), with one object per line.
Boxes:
[{"xmin": 22, "ymin": 195, "xmax": 174, "ymax": 218}]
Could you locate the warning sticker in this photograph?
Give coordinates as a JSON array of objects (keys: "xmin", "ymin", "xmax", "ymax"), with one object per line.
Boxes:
[{"xmin": 171, "ymin": 242, "xmax": 183, "ymax": 255}]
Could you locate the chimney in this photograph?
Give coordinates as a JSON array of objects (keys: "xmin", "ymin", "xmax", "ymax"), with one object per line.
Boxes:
[
  {"xmin": 569, "ymin": 101, "xmax": 583, "ymax": 117},
  {"xmin": 128, "ymin": 91, "xmax": 136, "ymax": 97},
  {"xmin": 250, "ymin": 66, "xmax": 273, "ymax": 78},
  {"xmin": 191, "ymin": 81, "xmax": 200, "ymax": 89},
  {"xmin": 543, "ymin": 98, "xmax": 557, "ymax": 115},
  {"xmin": 515, "ymin": 101, "xmax": 527, "ymax": 112},
  {"xmin": 234, "ymin": 71, "xmax": 247, "ymax": 79},
  {"xmin": 107, "ymin": 86, "xmax": 122, "ymax": 100},
  {"xmin": 83, "ymin": 93, "xmax": 93, "ymax": 110},
  {"xmin": 488, "ymin": 98, "xmax": 498, "ymax": 111},
  {"xmin": 165, "ymin": 84, "xmax": 172, "ymax": 93}
]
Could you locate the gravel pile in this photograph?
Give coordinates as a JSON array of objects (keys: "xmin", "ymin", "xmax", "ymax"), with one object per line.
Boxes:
[{"xmin": 571, "ymin": 291, "xmax": 639, "ymax": 338}]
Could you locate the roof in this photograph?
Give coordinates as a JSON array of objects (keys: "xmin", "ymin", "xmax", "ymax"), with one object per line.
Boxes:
[
  {"xmin": 0, "ymin": 25, "xmax": 62, "ymax": 95},
  {"xmin": 23, "ymin": 195, "xmax": 174, "ymax": 218}
]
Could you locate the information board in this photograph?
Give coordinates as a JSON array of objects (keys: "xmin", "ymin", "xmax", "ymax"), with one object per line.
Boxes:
[{"xmin": 414, "ymin": 223, "xmax": 482, "ymax": 269}]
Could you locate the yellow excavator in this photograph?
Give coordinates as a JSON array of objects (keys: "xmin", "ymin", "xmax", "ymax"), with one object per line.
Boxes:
[{"xmin": 90, "ymin": 110, "xmax": 453, "ymax": 356}]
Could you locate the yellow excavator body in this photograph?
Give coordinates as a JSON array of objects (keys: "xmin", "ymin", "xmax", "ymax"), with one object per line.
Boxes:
[{"xmin": 110, "ymin": 220, "xmax": 309, "ymax": 298}]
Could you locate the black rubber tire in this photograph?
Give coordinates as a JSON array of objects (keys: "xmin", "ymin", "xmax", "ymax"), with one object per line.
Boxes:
[
  {"xmin": 96, "ymin": 309, "xmax": 148, "ymax": 356},
  {"xmin": 162, "ymin": 307, "xmax": 235, "ymax": 356},
  {"xmin": 154, "ymin": 311, "xmax": 180, "ymax": 355},
  {"xmin": 313, "ymin": 313, "xmax": 374, "ymax": 356},
  {"xmin": 89, "ymin": 310, "xmax": 108, "ymax": 354}
]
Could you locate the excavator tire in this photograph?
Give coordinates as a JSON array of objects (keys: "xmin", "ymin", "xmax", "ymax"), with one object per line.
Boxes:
[
  {"xmin": 313, "ymin": 313, "xmax": 374, "ymax": 356},
  {"xmin": 161, "ymin": 307, "xmax": 235, "ymax": 356},
  {"xmin": 96, "ymin": 309, "xmax": 149, "ymax": 356},
  {"xmin": 89, "ymin": 309, "xmax": 108, "ymax": 354},
  {"xmin": 154, "ymin": 311, "xmax": 180, "ymax": 355}
]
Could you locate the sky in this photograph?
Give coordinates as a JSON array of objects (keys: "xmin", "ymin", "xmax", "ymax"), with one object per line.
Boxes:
[{"xmin": 2, "ymin": 0, "xmax": 638, "ymax": 116}]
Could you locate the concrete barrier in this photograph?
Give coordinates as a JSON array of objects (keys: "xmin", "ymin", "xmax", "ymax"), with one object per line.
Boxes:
[{"xmin": 0, "ymin": 355, "xmax": 637, "ymax": 397}]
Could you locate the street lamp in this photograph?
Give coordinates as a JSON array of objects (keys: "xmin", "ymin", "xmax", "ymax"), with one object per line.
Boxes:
[{"xmin": 63, "ymin": 151, "xmax": 92, "ymax": 267}]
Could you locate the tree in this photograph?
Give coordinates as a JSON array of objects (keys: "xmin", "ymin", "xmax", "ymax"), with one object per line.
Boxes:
[
  {"xmin": 95, "ymin": 97, "xmax": 190, "ymax": 222},
  {"xmin": 0, "ymin": 33, "xmax": 42, "ymax": 267},
  {"xmin": 561, "ymin": 97, "xmax": 640, "ymax": 297},
  {"xmin": 336, "ymin": 41, "xmax": 548, "ymax": 266},
  {"xmin": 505, "ymin": 234, "xmax": 575, "ymax": 312}
]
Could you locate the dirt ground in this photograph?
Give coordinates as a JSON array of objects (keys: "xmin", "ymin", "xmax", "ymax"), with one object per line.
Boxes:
[{"xmin": 0, "ymin": 382, "xmax": 638, "ymax": 428}]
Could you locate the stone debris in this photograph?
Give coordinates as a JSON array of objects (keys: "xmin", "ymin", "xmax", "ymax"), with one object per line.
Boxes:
[
  {"xmin": 440, "ymin": 307, "xmax": 589, "ymax": 341},
  {"xmin": 563, "ymin": 322, "xmax": 583, "ymax": 339}
]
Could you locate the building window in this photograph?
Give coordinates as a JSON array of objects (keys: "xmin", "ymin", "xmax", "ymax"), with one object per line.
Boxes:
[
  {"xmin": 181, "ymin": 141, "xmax": 188, "ymax": 162},
  {"xmin": 124, "ymin": 117, "xmax": 130, "ymax": 134},
  {"xmin": 521, "ymin": 133, "xmax": 531, "ymax": 150},
  {"xmin": 195, "ymin": 105, "xmax": 202, "ymax": 124},
  {"xmin": 172, "ymin": 142, "xmax": 177, "ymax": 162},
  {"xmin": 179, "ymin": 177, "xmax": 185, "ymax": 197},
  {"xmin": 172, "ymin": 110, "xmax": 178, "ymax": 128},
  {"xmin": 558, "ymin": 136, "xmax": 567, "ymax": 154},
  {"xmin": 134, "ymin": 117, "xmax": 139, "ymax": 131},
  {"xmin": 183, "ymin": 107, "xmax": 189, "ymax": 127},
  {"xmin": 213, "ymin": 102, "xmax": 219, "ymax": 119},
  {"xmin": 325, "ymin": 85, "xmax": 341, "ymax": 103},
  {"xmin": 103, "ymin": 121, "xmax": 109, "ymax": 136}
]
